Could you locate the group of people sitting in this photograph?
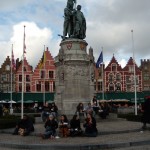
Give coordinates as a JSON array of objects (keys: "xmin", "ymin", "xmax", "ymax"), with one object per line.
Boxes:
[
  {"xmin": 12, "ymin": 101, "xmax": 98, "ymax": 138},
  {"xmin": 41, "ymin": 113, "xmax": 98, "ymax": 139},
  {"xmin": 76, "ymin": 98, "xmax": 110, "ymax": 119}
]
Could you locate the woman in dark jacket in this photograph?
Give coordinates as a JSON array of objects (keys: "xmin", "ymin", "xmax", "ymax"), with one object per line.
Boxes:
[
  {"xmin": 83, "ymin": 113, "xmax": 98, "ymax": 137},
  {"xmin": 59, "ymin": 114, "xmax": 70, "ymax": 137},
  {"xmin": 41, "ymin": 114, "xmax": 58, "ymax": 139},
  {"xmin": 70, "ymin": 115, "xmax": 82, "ymax": 136}
]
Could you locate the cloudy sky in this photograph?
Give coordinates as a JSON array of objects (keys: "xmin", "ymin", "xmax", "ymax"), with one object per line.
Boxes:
[{"xmin": 0, "ymin": 0, "xmax": 150, "ymax": 69}]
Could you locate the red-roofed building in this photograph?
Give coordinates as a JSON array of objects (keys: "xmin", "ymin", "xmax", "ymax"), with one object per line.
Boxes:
[
  {"xmin": 16, "ymin": 58, "xmax": 33, "ymax": 92},
  {"xmin": 104, "ymin": 55, "xmax": 124, "ymax": 92},
  {"xmin": 32, "ymin": 47, "xmax": 56, "ymax": 93},
  {"xmin": 123, "ymin": 57, "xmax": 142, "ymax": 92}
]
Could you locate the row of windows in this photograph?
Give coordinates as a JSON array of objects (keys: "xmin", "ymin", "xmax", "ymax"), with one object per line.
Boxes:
[
  {"xmin": 110, "ymin": 64, "xmax": 135, "ymax": 73},
  {"xmin": 18, "ymin": 71, "xmax": 54, "ymax": 82},
  {"xmin": 0, "ymin": 84, "xmax": 15, "ymax": 92},
  {"xmin": 108, "ymin": 74, "xmax": 139, "ymax": 84},
  {"xmin": 95, "ymin": 81, "xmax": 140, "ymax": 92},
  {"xmin": 143, "ymin": 73, "xmax": 150, "ymax": 81},
  {"xmin": 18, "ymin": 82, "xmax": 55, "ymax": 92},
  {"xmin": 0, "ymin": 74, "xmax": 15, "ymax": 82}
]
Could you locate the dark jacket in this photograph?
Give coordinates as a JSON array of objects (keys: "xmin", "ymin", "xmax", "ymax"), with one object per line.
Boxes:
[
  {"xmin": 83, "ymin": 117, "xmax": 97, "ymax": 133},
  {"xmin": 45, "ymin": 119, "xmax": 58, "ymax": 132},
  {"xmin": 142, "ymin": 99, "xmax": 150, "ymax": 123},
  {"xmin": 17, "ymin": 118, "xmax": 34, "ymax": 132},
  {"xmin": 70, "ymin": 119, "xmax": 81, "ymax": 130}
]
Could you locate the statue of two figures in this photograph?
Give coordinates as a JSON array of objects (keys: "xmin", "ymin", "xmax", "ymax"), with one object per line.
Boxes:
[{"xmin": 63, "ymin": 0, "xmax": 86, "ymax": 40}]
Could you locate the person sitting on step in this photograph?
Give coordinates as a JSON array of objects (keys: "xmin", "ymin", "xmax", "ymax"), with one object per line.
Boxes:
[
  {"xmin": 12, "ymin": 114, "xmax": 34, "ymax": 136},
  {"xmin": 83, "ymin": 113, "xmax": 98, "ymax": 137},
  {"xmin": 58, "ymin": 114, "xmax": 70, "ymax": 137},
  {"xmin": 41, "ymin": 114, "xmax": 58, "ymax": 139},
  {"xmin": 69, "ymin": 115, "xmax": 83, "ymax": 136}
]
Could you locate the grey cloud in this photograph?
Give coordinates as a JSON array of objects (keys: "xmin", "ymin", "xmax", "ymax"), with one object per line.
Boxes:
[{"xmin": 0, "ymin": 0, "xmax": 150, "ymax": 67}]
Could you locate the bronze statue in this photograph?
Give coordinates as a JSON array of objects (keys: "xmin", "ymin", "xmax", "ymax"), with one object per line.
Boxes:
[
  {"xmin": 73, "ymin": 5, "xmax": 86, "ymax": 39},
  {"xmin": 62, "ymin": 0, "xmax": 86, "ymax": 40}
]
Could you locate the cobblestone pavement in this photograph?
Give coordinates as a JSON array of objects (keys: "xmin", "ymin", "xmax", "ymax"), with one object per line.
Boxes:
[{"xmin": 0, "ymin": 114, "xmax": 150, "ymax": 149}]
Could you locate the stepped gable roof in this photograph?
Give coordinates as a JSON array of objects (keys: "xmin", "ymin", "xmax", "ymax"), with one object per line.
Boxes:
[
  {"xmin": 35, "ymin": 47, "xmax": 55, "ymax": 70},
  {"xmin": 0, "ymin": 56, "xmax": 11, "ymax": 73},
  {"xmin": 123, "ymin": 57, "xmax": 140, "ymax": 71},
  {"xmin": 16, "ymin": 57, "xmax": 33, "ymax": 73},
  {"xmin": 105, "ymin": 54, "xmax": 122, "ymax": 71},
  {"xmin": 0, "ymin": 56, "xmax": 10, "ymax": 68}
]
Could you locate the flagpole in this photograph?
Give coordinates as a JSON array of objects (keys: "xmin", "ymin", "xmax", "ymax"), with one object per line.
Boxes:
[
  {"xmin": 43, "ymin": 45, "xmax": 46, "ymax": 106},
  {"xmin": 101, "ymin": 47, "xmax": 104, "ymax": 100},
  {"xmin": 131, "ymin": 29, "xmax": 137, "ymax": 116},
  {"xmin": 21, "ymin": 25, "xmax": 26, "ymax": 119},
  {"xmin": 10, "ymin": 44, "xmax": 13, "ymax": 114}
]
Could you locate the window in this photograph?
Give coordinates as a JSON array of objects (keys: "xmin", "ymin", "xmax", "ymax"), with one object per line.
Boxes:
[
  {"xmin": 144, "ymin": 66, "xmax": 148, "ymax": 70},
  {"xmin": 112, "ymin": 64, "xmax": 117, "ymax": 72},
  {"xmin": 26, "ymin": 83, "xmax": 30, "ymax": 92},
  {"xmin": 36, "ymin": 82, "xmax": 41, "ymax": 92},
  {"xmin": 126, "ymin": 76, "xmax": 131, "ymax": 83},
  {"xmin": 5, "ymin": 65, "xmax": 10, "ymax": 71},
  {"xmin": 99, "ymin": 71, "xmax": 102, "ymax": 78},
  {"xmin": 94, "ymin": 82, "xmax": 96, "ymax": 91},
  {"xmin": 26, "ymin": 75, "xmax": 30, "ymax": 82},
  {"xmin": 19, "ymin": 83, "xmax": 22, "ymax": 92},
  {"xmin": 45, "ymin": 81, "xmax": 49, "ymax": 91},
  {"xmin": 116, "ymin": 73, "xmax": 121, "ymax": 81},
  {"xmin": 41, "ymin": 70, "xmax": 45, "ymax": 79},
  {"xmin": 24, "ymin": 67, "xmax": 27, "ymax": 71},
  {"xmin": 109, "ymin": 73, "xmax": 113, "ymax": 82},
  {"xmin": 129, "ymin": 66, "xmax": 134, "ymax": 73},
  {"xmin": 98, "ymin": 81, "xmax": 102, "ymax": 91},
  {"xmin": 126, "ymin": 85, "xmax": 131, "ymax": 92},
  {"xmin": 116, "ymin": 83, "xmax": 121, "ymax": 91},
  {"xmin": 144, "ymin": 85, "xmax": 150, "ymax": 91},
  {"xmin": 53, "ymin": 82, "xmax": 55, "ymax": 92},
  {"xmin": 49, "ymin": 71, "xmax": 54, "ymax": 79},
  {"xmin": 19, "ymin": 75, "xmax": 22, "ymax": 82},
  {"xmin": 109, "ymin": 83, "xmax": 114, "ymax": 92},
  {"xmin": 144, "ymin": 73, "xmax": 150, "ymax": 81},
  {"xmin": 1, "ymin": 74, "xmax": 6, "ymax": 81}
]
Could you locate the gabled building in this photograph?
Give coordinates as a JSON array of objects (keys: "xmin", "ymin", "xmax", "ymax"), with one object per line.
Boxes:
[
  {"xmin": 32, "ymin": 47, "xmax": 56, "ymax": 93},
  {"xmin": 0, "ymin": 56, "xmax": 16, "ymax": 93},
  {"xmin": 94, "ymin": 64, "xmax": 104, "ymax": 93},
  {"xmin": 104, "ymin": 55, "xmax": 123, "ymax": 92},
  {"xmin": 16, "ymin": 58, "xmax": 33, "ymax": 92},
  {"xmin": 140, "ymin": 59, "xmax": 150, "ymax": 91},
  {"xmin": 123, "ymin": 57, "xmax": 142, "ymax": 92}
]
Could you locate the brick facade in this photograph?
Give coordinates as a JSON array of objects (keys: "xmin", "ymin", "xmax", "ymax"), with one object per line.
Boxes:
[{"xmin": 141, "ymin": 59, "xmax": 150, "ymax": 91}]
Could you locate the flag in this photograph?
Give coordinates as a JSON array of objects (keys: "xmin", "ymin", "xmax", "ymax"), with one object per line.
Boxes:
[
  {"xmin": 96, "ymin": 51, "xmax": 103, "ymax": 68},
  {"xmin": 38, "ymin": 51, "xmax": 46, "ymax": 69},
  {"xmin": 11, "ymin": 45, "xmax": 16, "ymax": 70}
]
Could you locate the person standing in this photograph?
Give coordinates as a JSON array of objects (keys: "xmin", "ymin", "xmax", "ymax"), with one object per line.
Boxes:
[
  {"xmin": 0, "ymin": 104, "xmax": 3, "ymax": 117},
  {"xmin": 141, "ymin": 96, "xmax": 150, "ymax": 130}
]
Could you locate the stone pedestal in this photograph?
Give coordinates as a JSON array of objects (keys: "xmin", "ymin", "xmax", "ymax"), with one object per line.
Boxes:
[{"xmin": 54, "ymin": 39, "xmax": 95, "ymax": 115}]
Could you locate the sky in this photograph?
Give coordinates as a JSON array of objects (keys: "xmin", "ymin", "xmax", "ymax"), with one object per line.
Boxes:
[{"xmin": 0, "ymin": 0, "xmax": 150, "ymax": 69}]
